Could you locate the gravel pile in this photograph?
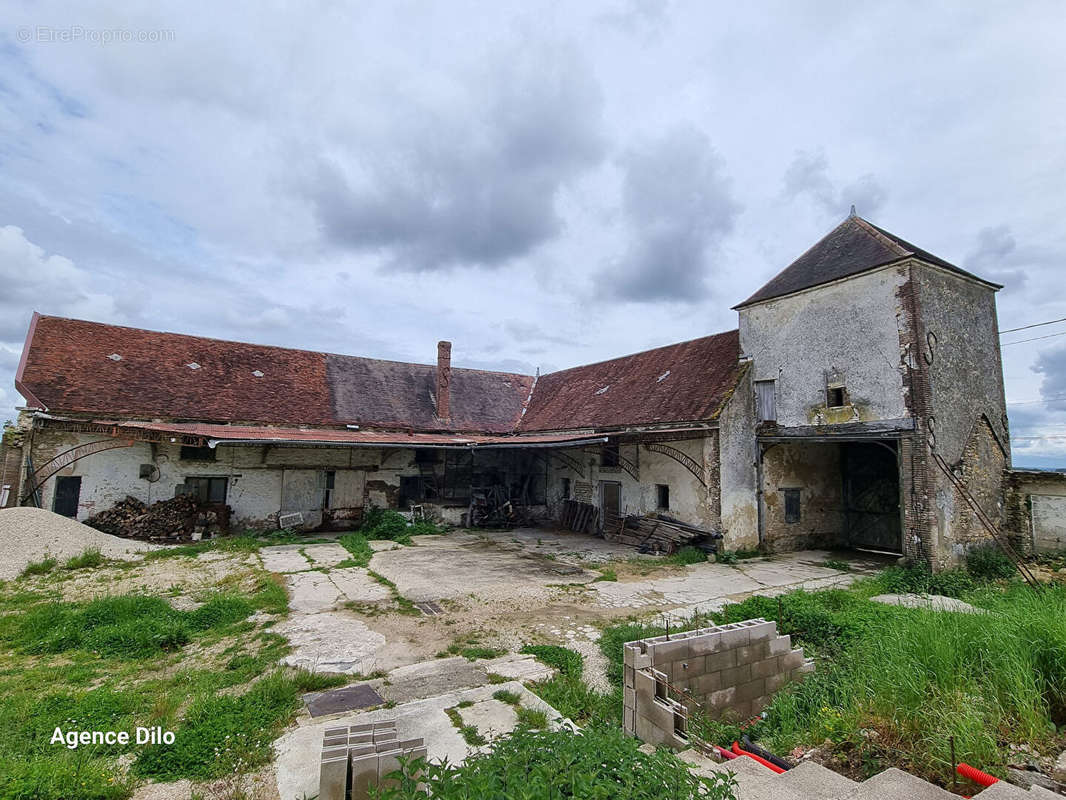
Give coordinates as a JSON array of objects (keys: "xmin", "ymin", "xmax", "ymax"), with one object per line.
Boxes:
[{"xmin": 0, "ymin": 507, "xmax": 158, "ymax": 580}]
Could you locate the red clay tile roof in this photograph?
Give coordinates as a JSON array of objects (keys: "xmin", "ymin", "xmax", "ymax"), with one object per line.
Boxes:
[
  {"xmin": 734, "ymin": 216, "xmax": 1000, "ymax": 309},
  {"xmin": 517, "ymin": 330, "xmax": 741, "ymax": 431},
  {"xmin": 17, "ymin": 316, "xmax": 743, "ymax": 435},
  {"xmin": 16, "ymin": 315, "xmax": 532, "ymax": 433}
]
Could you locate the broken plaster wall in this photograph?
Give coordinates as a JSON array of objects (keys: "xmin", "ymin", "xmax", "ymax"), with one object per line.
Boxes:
[
  {"xmin": 761, "ymin": 441, "xmax": 844, "ymax": 552},
  {"xmin": 913, "ymin": 264, "xmax": 1009, "ymax": 566},
  {"xmin": 1006, "ymin": 470, "xmax": 1066, "ymax": 554},
  {"xmin": 546, "ymin": 435, "xmax": 720, "ymax": 533},
  {"xmin": 718, "ymin": 365, "xmax": 758, "ymax": 550},
  {"xmin": 20, "ymin": 428, "xmax": 439, "ymax": 527},
  {"xmin": 738, "ymin": 266, "xmax": 911, "ymax": 427}
]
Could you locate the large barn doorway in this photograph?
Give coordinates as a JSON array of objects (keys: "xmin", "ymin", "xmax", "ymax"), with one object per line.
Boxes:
[{"xmin": 841, "ymin": 442, "xmax": 902, "ymax": 553}]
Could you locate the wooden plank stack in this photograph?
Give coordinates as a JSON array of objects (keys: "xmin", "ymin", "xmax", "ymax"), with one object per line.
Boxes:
[
  {"xmin": 559, "ymin": 499, "xmax": 600, "ymax": 534},
  {"xmin": 604, "ymin": 513, "xmax": 714, "ymax": 554}
]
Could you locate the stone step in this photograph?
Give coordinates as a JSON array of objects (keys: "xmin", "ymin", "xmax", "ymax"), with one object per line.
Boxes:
[
  {"xmin": 841, "ymin": 767, "xmax": 958, "ymax": 800},
  {"xmin": 775, "ymin": 759, "xmax": 860, "ymax": 800},
  {"xmin": 975, "ymin": 782, "xmax": 1034, "ymax": 799}
]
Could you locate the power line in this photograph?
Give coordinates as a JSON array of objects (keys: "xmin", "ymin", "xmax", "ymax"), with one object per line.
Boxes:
[
  {"xmin": 1001, "ymin": 331, "xmax": 1066, "ymax": 347},
  {"xmin": 999, "ymin": 316, "xmax": 1066, "ymax": 334},
  {"xmin": 1007, "ymin": 395, "xmax": 1066, "ymax": 406}
]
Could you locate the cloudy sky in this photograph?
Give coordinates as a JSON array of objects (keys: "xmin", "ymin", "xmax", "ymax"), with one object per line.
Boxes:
[{"xmin": 1, "ymin": 1, "xmax": 1064, "ymax": 466}]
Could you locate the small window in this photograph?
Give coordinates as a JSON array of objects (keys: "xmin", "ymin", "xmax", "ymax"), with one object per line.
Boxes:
[
  {"xmin": 827, "ymin": 386, "xmax": 846, "ymax": 407},
  {"xmin": 180, "ymin": 445, "xmax": 215, "ymax": 462},
  {"xmin": 783, "ymin": 488, "xmax": 801, "ymax": 523},
  {"xmin": 182, "ymin": 477, "xmax": 228, "ymax": 503},
  {"xmin": 561, "ymin": 477, "xmax": 571, "ymax": 499},
  {"xmin": 323, "ymin": 470, "xmax": 336, "ymax": 509},
  {"xmin": 656, "ymin": 484, "xmax": 670, "ymax": 510},
  {"xmin": 755, "ymin": 380, "xmax": 777, "ymax": 423},
  {"xmin": 601, "ymin": 443, "xmax": 620, "ymax": 468}
]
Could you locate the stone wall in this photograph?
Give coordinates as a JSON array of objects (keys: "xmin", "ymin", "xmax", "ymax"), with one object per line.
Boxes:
[
  {"xmin": 1006, "ymin": 470, "xmax": 1066, "ymax": 553},
  {"xmin": 622, "ymin": 618, "xmax": 813, "ymax": 749}
]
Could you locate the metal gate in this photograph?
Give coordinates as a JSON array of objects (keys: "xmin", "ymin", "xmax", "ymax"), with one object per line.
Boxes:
[{"xmin": 842, "ymin": 442, "xmax": 902, "ymax": 553}]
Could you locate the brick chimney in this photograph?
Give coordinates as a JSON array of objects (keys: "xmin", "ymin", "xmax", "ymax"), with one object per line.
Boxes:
[{"xmin": 436, "ymin": 341, "xmax": 452, "ymax": 421}]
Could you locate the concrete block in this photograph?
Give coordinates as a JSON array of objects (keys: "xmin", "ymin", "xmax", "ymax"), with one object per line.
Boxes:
[
  {"xmin": 348, "ymin": 744, "xmax": 375, "ymax": 759},
  {"xmin": 373, "ymin": 728, "xmax": 398, "ymax": 744},
  {"xmin": 797, "ymin": 658, "xmax": 815, "ymax": 675},
  {"xmin": 750, "ymin": 656, "xmax": 781, "ymax": 679},
  {"xmin": 781, "ymin": 649, "xmax": 805, "ymax": 671},
  {"xmin": 720, "ymin": 664, "xmax": 751, "ymax": 687},
  {"xmin": 377, "ymin": 747, "xmax": 403, "ymax": 789},
  {"xmin": 319, "ymin": 754, "xmax": 349, "ymax": 800},
  {"xmin": 624, "ymin": 664, "xmax": 635, "ymax": 688},
  {"xmin": 747, "ymin": 620, "xmax": 777, "ymax": 643},
  {"xmin": 634, "ymin": 713, "xmax": 668, "ymax": 747},
  {"xmin": 690, "ymin": 631, "xmax": 724, "ymax": 656},
  {"xmin": 349, "ymin": 722, "xmax": 375, "ymax": 734},
  {"xmin": 720, "ymin": 625, "xmax": 750, "ymax": 649},
  {"xmin": 397, "ymin": 738, "xmax": 424, "ymax": 751},
  {"xmin": 624, "ymin": 706, "xmax": 634, "ymax": 733},
  {"xmin": 709, "ymin": 686, "xmax": 736, "ymax": 709},
  {"xmin": 765, "ymin": 672, "xmax": 789, "ymax": 693},
  {"xmin": 750, "ymin": 695, "xmax": 769, "ymax": 714},
  {"xmin": 768, "ymin": 634, "xmax": 792, "ymax": 655},
  {"xmin": 321, "ymin": 745, "xmax": 348, "ymax": 760},
  {"xmin": 634, "ymin": 668, "xmax": 657, "ymax": 697},
  {"xmin": 705, "ymin": 649, "xmax": 736, "ymax": 672},
  {"xmin": 324, "ymin": 726, "xmax": 348, "ymax": 738},
  {"xmin": 735, "ymin": 678, "xmax": 765, "ymax": 702},
  {"xmin": 652, "ymin": 638, "xmax": 691, "ymax": 662},
  {"xmin": 323, "ymin": 735, "xmax": 347, "ymax": 748},
  {"xmin": 695, "ymin": 671, "xmax": 721, "ymax": 696},
  {"xmin": 736, "ymin": 641, "xmax": 769, "ymax": 665},
  {"xmin": 349, "ymin": 732, "xmax": 373, "ymax": 745},
  {"xmin": 624, "ymin": 686, "xmax": 636, "ymax": 710},
  {"xmin": 350, "ymin": 751, "xmax": 379, "ymax": 800}
]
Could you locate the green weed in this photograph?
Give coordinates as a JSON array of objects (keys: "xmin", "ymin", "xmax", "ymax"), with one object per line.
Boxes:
[
  {"xmin": 63, "ymin": 548, "xmax": 104, "ymax": 570},
  {"xmin": 19, "ymin": 557, "xmax": 57, "ymax": 578}
]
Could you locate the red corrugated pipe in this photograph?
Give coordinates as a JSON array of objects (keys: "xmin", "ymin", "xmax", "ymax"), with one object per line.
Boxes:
[
  {"xmin": 732, "ymin": 741, "xmax": 786, "ymax": 774},
  {"xmin": 956, "ymin": 763, "xmax": 998, "ymax": 788},
  {"xmin": 713, "ymin": 745, "xmax": 738, "ymax": 760}
]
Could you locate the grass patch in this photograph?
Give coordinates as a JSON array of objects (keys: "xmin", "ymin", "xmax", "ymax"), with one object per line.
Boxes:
[
  {"xmin": 0, "ymin": 592, "xmax": 257, "ymax": 660},
  {"xmin": 289, "ymin": 668, "xmax": 349, "ymax": 693},
  {"xmin": 668, "ymin": 546, "xmax": 708, "ymax": 566},
  {"xmin": 821, "ymin": 558, "xmax": 851, "ymax": 571},
  {"xmin": 338, "ymin": 533, "xmax": 374, "ymax": 567},
  {"xmin": 458, "ymin": 646, "xmax": 506, "ymax": 661},
  {"xmin": 492, "ymin": 689, "xmax": 521, "ymax": 705},
  {"xmin": 358, "ymin": 508, "xmax": 446, "ymax": 544},
  {"xmin": 715, "ymin": 548, "xmax": 761, "ymax": 565},
  {"xmin": 373, "ymin": 724, "xmax": 736, "ymax": 799},
  {"xmin": 519, "ymin": 644, "xmax": 583, "ymax": 677},
  {"xmin": 593, "ymin": 567, "xmax": 617, "ymax": 582},
  {"xmin": 63, "ymin": 548, "xmax": 104, "ymax": 570},
  {"xmin": 514, "ymin": 706, "xmax": 548, "ymax": 729},
  {"xmin": 19, "ymin": 556, "xmax": 57, "ymax": 578},
  {"xmin": 966, "ymin": 543, "xmax": 1017, "ymax": 581}
]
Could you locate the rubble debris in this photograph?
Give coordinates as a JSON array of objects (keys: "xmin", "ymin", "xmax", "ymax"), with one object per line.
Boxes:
[{"xmin": 84, "ymin": 494, "xmax": 230, "ymax": 542}]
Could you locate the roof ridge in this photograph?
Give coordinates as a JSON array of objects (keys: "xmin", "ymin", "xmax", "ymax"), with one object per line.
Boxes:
[{"xmin": 850, "ymin": 216, "xmax": 912, "ymax": 258}]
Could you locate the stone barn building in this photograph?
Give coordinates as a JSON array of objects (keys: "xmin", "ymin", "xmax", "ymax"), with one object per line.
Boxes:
[{"xmin": 8, "ymin": 214, "xmax": 1023, "ymax": 568}]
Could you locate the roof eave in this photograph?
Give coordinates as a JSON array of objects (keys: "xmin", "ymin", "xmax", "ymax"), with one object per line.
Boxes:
[{"xmin": 13, "ymin": 311, "xmax": 47, "ymax": 410}]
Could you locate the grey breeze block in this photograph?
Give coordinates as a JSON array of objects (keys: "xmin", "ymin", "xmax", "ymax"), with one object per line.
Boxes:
[
  {"xmin": 623, "ymin": 618, "xmax": 814, "ymax": 749},
  {"xmin": 319, "ymin": 720, "xmax": 427, "ymax": 800}
]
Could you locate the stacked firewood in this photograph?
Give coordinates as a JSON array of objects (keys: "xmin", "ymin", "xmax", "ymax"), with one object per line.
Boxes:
[
  {"xmin": 85, "ymin": 495, "xmax": 229, "ymax": 542},
  {"xmin": 604, "ymin": 513, "xmax": 716, "ymax": 554}
]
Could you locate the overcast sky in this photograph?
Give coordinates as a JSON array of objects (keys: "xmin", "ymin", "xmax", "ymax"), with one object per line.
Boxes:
[{"xmin": 1, "ymin": 1, "xmax": 1064, "ymax": 466}]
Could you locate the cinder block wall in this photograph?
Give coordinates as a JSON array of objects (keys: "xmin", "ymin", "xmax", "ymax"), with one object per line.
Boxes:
[{"xmin": 622, "ymin": 618, "xmax": 813, "ymax": 748}]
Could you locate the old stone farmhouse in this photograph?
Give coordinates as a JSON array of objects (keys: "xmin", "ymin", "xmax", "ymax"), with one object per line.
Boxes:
[{"xmin": 6, "ymin": 214, "xmax": 1030, "ymax": 567}]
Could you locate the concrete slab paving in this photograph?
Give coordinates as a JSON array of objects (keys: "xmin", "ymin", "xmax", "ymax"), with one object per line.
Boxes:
[
  {"xmin": 301, "ymin": 543, "xmax": 352, "ymax": 567},
  {"xmin": 458, "ymin": 699, "xmax": 519, "ymax": 742},
  {"xmin": 275, "ymin": 611, "xmax": 386, "ymax": 673},
  {"xmin": 870, "ymin": 593, "xmax": 986, "ymax": 613},
  {"xmin": 371, "ymin": 657, "xmax": 489, "ymax": 704},
  {"xmin": 369, "ymin": 539, "xmax": 405, "ymax": 552},
  {"xmin": 479, "ymin": 653, "xmax": 555, "ymax": 682},
  {"xmin": 328, "ymin": 567, "xmax": 392, "ymax": 603},
  {"xmin": 260, "ymin": 546, "xmax": 313, "ymax": 573},
  {"xmin": 286, "ymin": 570, "xmax": 344, "ymax": 612}
]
